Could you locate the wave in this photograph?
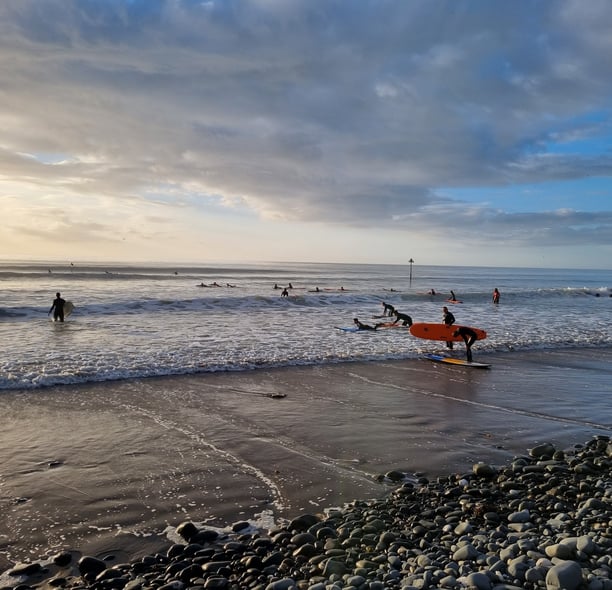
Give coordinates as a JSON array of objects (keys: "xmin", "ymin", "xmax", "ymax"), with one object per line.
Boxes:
[{"xmin": 1, "ymin": 285, "xmax": 610, "ymax": 323}]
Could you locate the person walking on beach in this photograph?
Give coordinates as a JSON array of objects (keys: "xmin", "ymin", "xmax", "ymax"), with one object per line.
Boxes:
[
  {"xmin": 391, "ymin": 310, "xmax": 413, "ymax": 327},
  {"xmin": 49, "ymin": 292, "xmax": 66, "ymax": 322},
  {"xmin": 453, "ymin": 326, "xmax": 478, "ymax": 362},
  {"xmin": 381, "ymin": 301, "xmax": 395, "ymax": 316},
  {"xmin": 493, "ymin": 288, "xmax": 500, "ymax": 304},
  {"xmin": 442, "ymin": 306, "xmax": 455, "ymax": 349},
  {"xmin": 353, "ymin": 318, "xmax": 380, "ymax": 331}
]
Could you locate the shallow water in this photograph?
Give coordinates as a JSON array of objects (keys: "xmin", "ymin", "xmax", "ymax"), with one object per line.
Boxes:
[{"xmin": 1, "ymin": 261, "xmax": 611, "ymax": 389}]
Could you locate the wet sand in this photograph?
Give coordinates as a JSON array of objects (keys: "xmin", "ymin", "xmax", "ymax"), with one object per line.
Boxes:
[{"xmin": 1, "ymin": 347, "xmax": 611, "ymax": 570}]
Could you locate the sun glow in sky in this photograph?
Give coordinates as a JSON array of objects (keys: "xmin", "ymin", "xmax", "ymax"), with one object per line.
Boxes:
[{"xmin": 1, "ymin": 0, "xmax": 612, "ymax": 269}]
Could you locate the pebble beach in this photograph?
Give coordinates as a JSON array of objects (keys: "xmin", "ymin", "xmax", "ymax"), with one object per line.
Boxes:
[{"xmin": 2, "ymin": 436, "xmax": 611, "ymax": 590}]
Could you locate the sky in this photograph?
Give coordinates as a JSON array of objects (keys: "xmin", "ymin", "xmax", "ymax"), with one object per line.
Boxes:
[{"xmin": 1, "ymin": 0, "xmax": 612, "ymax": 269}]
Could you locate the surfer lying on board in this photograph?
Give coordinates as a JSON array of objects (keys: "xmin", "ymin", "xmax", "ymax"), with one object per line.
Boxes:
[
  {"xmin": 353, "ymin": 318, "xmax": 381, "ymax": 331},
  {"xmin": 453, "ymin": 326, "xmax": 478, "ymax": 362},
  {"xmin": 442, "ymin": 306, "xmax": 456, "ymax": 349},
  {"xmin": 381, "ymin": 301, "xmax": 395, "ymax": 316},
  {"xmin": 391, "ymin": 310, "xmax": 413, "ymax": 327},
  {"xmin": 48, "ymin": 292, "xmax": 66, "ymax": 322}
]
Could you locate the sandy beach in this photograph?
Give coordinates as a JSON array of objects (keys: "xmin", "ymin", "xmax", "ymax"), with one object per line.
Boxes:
[{"xmin": 1, "ymin": 347, "xmax": 611, "ymax": 571}]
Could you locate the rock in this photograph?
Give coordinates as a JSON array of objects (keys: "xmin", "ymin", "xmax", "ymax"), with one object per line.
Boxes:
[
  {"xmin": 77, "ymin": 556, "xmax": 107, "ymax": 577},
  {"xmin": 545, "ymin": 560, "xmax": 583, "ymax": 590}
]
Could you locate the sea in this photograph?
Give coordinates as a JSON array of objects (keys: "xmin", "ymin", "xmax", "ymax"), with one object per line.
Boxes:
[{"xmin": 0, "ymin": 261, "xmax": 611, "ymax": 390}]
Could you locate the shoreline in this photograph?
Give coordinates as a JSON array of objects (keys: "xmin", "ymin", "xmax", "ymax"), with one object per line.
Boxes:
[{"xmin": 1, "ymin": 347, "xmax": 611, "ymax": 578}]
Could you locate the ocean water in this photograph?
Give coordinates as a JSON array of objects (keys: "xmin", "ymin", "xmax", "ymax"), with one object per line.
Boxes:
[{"xmin": 1, "ymin": 261, "xmax": 610, "ymax": 390}]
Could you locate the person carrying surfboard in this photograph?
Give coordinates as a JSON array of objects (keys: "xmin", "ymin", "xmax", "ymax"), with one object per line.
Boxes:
[
  {"xmin": 453, "ymin": 326, "xmax": 478, "ymax": 362},
  {"xmin": 442, "ymin": 306, "xmax": 455, "ymax": 349},
  {"xmin": 49, "ymin": 292, "xmax": 66, "ymax": 322}
]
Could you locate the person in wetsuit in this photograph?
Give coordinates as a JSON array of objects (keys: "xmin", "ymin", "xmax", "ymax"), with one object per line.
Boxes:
[
  {"xmin": 493, "ymin": 288, "xmax": 500, "ymax": 304},
  {"xmin": 442, "ymin": 306, "xmax": 455, "ymax": 349},
  {"xmin": 453, "ymin": 326, "xmax": 478, "ymax": 362},
  {"xmin": 49, "ymin": 292, "xmax": 66, "ymax": 322},
  {"xmin": 381, "ymin": 301, "xmax": 395, "ymax": 316},
  {"xmin": 392, "ymin": 310, "xmax": 413, "ymax": 326},
  {"xmin": 353, "ymin": 318, "xmax": 380, "ymax": 331}
]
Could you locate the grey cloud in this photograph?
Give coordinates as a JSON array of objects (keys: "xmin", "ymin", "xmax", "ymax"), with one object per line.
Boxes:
[{"xmin": 1, "ymin": 0, "xmax": 612, "ymax": 247}]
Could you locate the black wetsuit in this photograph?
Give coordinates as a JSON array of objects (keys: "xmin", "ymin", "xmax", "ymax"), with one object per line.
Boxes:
[
  {"xmin": 453, "ymin": 326, "xmax": 478, "ymax": 362},
  {"xmin": 443, "ymin": 309, "xmax": 455, "ymax": 348},
  {"xmin": 49, "ymin": 296, "xmax": 66, "ymax": 322},
  {"xmin": 393, "ymin": 312, "xmax": 413, "ymax": 326},
  {"xmin": 382, "ymin": 302, "xmax": 395, "ymax": 316},
  {"xmin": 354, "ymin": 320, "xmax": 377, "ymax": 331}
]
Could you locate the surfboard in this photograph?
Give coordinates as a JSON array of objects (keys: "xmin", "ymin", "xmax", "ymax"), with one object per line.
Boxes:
[
  {"xmin": 409, "ymin": 323, "xmax": 487, "ymax": 342},
  {"xmin": 376, "ymin": 322, "xmax": 410, "ymax": 329},
  {"xmin": 422, "ymin": 353, "xmax": 491, "ymax": 369},
  {"xmin": 335, "ymin": 326, "xmax": 360, "ymax": 332},
  {"xmin": 445, "ymin": 299, "xmax": 463, "ymax": 304},
  {"xmin": 64, "ymin": 301, "xmax": 74, "ymax": 317}
]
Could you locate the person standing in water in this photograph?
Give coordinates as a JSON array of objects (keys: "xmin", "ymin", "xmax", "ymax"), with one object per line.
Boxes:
[
  {"xmin": 453, "ymin": 326, "xmax": 478, "ymax": 362},
  {"xmin": 442, "ymin": 306, "xmax": 455, "ymax": 349},
  {"xmin": 49, "ymin": 292, "xmax": 66, "ymax": 322},
  {"xmin": 381, "ymin": 301, "xmax": 395, "ymax": 317},
  {"xmin": 391, "ymin": 310, "xmax": 413, "ymax": 326},
  {"xmin": 493, "ymin": 288, "xmax": 500, "ymax": 304}
]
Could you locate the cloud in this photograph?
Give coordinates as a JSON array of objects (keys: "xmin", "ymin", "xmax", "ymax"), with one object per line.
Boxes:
[{"xmin": 1, "ymin": 0, "xmax": 612, "ymax": 258}]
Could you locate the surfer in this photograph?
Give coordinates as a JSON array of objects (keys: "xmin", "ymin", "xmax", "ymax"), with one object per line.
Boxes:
[
  {"xmin": 428, "ymin": 289, "xmax": 436, "ymax": 295},
  {"xmin": 381, "ymin": 301, "xmax": 395, "ymax": 317},
  {"xmin": 48, "ymin": 292, "xmax": 66, "ymax": 322},
  {"xmin": 391, "ymin": 310, "xmax": 413, "ymax": 327},
  {"xmin": 353, "ymin": 318, "xmax": 380, "ymax": 331},
  {"xmin": 442, "ymin": 306, "xmax": 456, "ymax": 349},
  {"xmin": 493, "ymin": 288, "xmax": 500, "ymax": 304},
  {"xmin": 453, "ymin": 326, "xmax": 478, "ymax": 362},
  {"xmin": 281, "ymin": 288, "xmax": 289, "ymax": 297},
  {"xmin": 449, "ymin": 290, "xmax": 457, "ymax": 302}
]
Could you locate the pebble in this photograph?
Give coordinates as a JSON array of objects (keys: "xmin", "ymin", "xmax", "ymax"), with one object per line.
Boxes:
[{"xmin": 3, "ymin": 436, "xmax": 612, "ymax": 590}]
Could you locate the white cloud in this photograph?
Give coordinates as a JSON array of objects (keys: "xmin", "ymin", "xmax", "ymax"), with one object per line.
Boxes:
[{"xmin": 0, "ymin": 0, "xmax": 611, "ymax": 265}]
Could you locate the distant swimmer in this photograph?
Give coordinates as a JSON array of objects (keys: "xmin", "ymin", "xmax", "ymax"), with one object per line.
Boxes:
[
  {"xmin": 288, "ymin": 283, "xmax": 294, "ymax": 289},
  {"xmin": 453, "ymin": 326, "xmax": 478, "ymax": 362},
  {"xmin": 392, "ymin": 310, "xmax": 413, "ymax": 327},
  {"xmin": 381, "ymin": 301, "xmax": 395, "ymax": 317},
  {"xmin": 442, "ymin": 306, "xmax": 456, "ymax": 349},
  {"xmin": 353, "ymin": 318, "xmax": 380, "ymax": 331},
  {"xmin": 281, "ymin": 288, "xmax": 289, "ymax": 297},
  {"xmin": 274, "ymin": 283, "xmax": 279, "ymax": 289},
  {"xmin": 493, "ymin": 288, "xmax": 500, "ymax": 304},
  {"xmin": 428, "ymin": 289, "xmax": 436, "ymax": 295},
  {"xmin": 210, "ymin": 282, "xmax": 221, "ymax": 287},
  {"xmin": 48, "ymin": 292, "xmax": 66, "ymax": 322}
]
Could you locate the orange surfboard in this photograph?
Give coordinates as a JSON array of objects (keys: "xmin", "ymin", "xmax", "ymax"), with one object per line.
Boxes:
[{"xmin": 409, "ymin": 323, "xmax": 487, "ymax": 342}]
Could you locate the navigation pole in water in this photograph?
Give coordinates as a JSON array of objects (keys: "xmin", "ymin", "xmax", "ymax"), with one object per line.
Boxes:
[{"xmin": 409, "ymin": 258, "xmax": 414, "ymax": 285}]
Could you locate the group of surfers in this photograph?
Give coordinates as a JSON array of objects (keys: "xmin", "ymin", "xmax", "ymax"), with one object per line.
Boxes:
[{"xmin": 351, "ymin": 291, "xmax": 499, "ymax": 363}]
